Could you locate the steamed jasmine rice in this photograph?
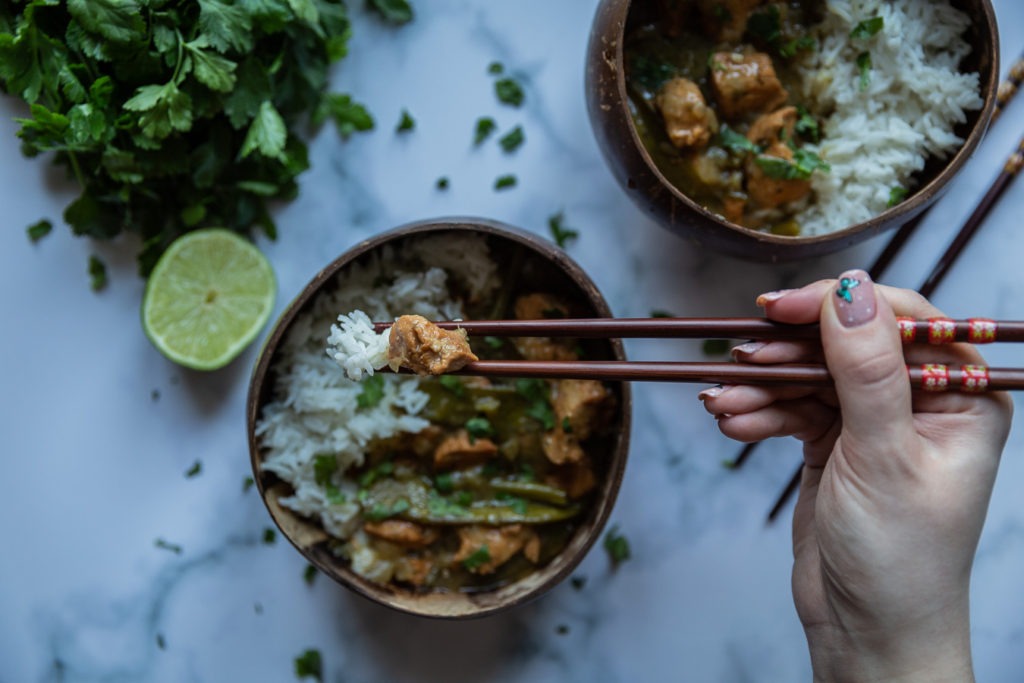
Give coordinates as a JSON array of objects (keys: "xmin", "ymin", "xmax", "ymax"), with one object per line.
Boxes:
[
  {"xmin": 254, "ymin": 234, "xmax": 497, "ymax": 541},
  {"xmin": 794, "ymin": 0, "xmax": 983, "ymax": 235}
]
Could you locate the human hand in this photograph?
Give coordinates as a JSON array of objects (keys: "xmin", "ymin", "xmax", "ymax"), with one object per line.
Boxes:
[{"xmin": 699, "ymin": 270, "xmax": 1013, "ymax": 682}]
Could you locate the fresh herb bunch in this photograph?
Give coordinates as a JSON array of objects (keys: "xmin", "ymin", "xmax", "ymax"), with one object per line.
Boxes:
[{"xmin": 0, "ymin": 0, "xmax": 372, "ymax": 276}]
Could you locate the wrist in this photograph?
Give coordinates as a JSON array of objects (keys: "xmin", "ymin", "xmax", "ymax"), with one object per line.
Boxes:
[{"xmin": 805, "ymin": 612, "xmax": 974, "ymax": 683}]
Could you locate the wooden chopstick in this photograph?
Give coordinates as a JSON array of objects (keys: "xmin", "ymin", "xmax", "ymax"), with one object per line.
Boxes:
[
  {"xmin": 448, "ymin": 360, "xmax": 1024, "ymax": 392},
  {"xmin": 375, "ymin": 317, "xmax": 1024, "ymax": 343}
]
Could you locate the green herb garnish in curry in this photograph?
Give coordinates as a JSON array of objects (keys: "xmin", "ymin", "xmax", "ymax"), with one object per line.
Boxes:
[{"xmin": 623, "ymin": 0, "xmax": 828, "ymax": 235}]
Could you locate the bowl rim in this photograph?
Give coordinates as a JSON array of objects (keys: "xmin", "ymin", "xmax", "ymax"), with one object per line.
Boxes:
[
  {"xmin": 245, "ymin": 216, "xmax": 633, "ymax": 618},
  {"xmin": 603, "ymin": 0, "xmax": 1000, "ymax": 246}
]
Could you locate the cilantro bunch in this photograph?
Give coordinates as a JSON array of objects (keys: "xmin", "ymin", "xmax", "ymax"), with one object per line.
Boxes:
[{"xmin": 0, "ymin": 0, "xmax": 374, "ymax": 275}]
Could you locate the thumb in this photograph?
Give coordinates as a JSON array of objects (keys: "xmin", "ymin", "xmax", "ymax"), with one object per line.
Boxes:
[{"xmin": 820, "ymin": 269, "xmax": 916, "ymax": 455}]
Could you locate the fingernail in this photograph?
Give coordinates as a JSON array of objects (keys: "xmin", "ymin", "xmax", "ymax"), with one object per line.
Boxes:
[
  {"xmin": 698, "ymin": 385, "xmax": 729, "ymax": 400},
  {"xmin": 756, "ymin": 289, "xmax": 795, "ymax": 307},
  {"xmin": 833, "ymin": 269, "xmax": 876, "ymax": 328},
  {"xmin": 731, "ymin": 341, "xmax": 766, "ymax": 357}
]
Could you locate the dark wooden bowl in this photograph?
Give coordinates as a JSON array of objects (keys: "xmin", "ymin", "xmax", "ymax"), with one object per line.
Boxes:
[
  {"xmin": 585, "ymin": 0, "xmax": 1000, "ymax": 262},
  {"xmin": 246, "ymin": 218, "xmax": 632, "ymax": 618}
]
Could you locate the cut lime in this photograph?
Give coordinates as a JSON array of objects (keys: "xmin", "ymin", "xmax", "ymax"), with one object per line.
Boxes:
[{"xmin": 142, "ymin": 229, "xmax": 276, "ymax": 371}]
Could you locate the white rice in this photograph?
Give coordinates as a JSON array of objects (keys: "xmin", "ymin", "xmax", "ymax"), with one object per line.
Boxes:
[
  {"xmin": 794, "ymin": 0, "xmax": 982, "ymax": 235},
  {"xmin": 255, "ymin": 234, "xmax": 498, "ymax": 540}
]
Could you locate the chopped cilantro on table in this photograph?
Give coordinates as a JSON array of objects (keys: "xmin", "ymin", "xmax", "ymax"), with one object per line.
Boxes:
[
  {"xmin": 26, "ymin": 219, "xmax": 52, "ymax": 243},
  {"xmin": 294, "ymin": 648, "xmax": 323, "ymax": 681},
  {"xmin": 850, "ymin": 16, "xmax": 884, "ymax": 40},
  {"xmin": 499, "ymin": 125, "xmax": 525, "ymax": 153},
  {"xmin": 242, "ymin": 476, "xmax": 255, "ymax": 493},
  {"xmin": 570, "ymin": 575, "xmax": 587, "ymax": 591},
  {"xmin": 0, "ymin": 0, "xmax": 385, "ymax": 293},
  {"xmin": 548, "ymin": 211, "xmax": 579, "ymax": 248},
  {"xmin": 494, "ymin": 174, "xmax": 517, "ymax": 190},
  {"xmin": 488, "ymin": 61, "xmax": 504, "ymax": 75},
  {"xmin": 494, "ymin": 77, "xmax": 525, "ymax": 107},
  {"xmin": 184, "ymin": 460, "xmax": 202, "ymax": 478},
  {"xmin": 702, "ymin": 339, "xmax": 731, "ymax": 356},
  {"xmin": 88, "ymin": 255, "xmax": 108, "ymax": 292},
  {"xmin": 303, "ymin": 564, "xmax": 318, "ymax": 586},
  {"xmin": 473, "ymin": 117, "xmax": 497, "ymax": 145},
  {"xmin": 436, "ymin": 176, "xmax": 450, "ymax": 190},
  {"xmin": 366, "ymin": 0, "xmax": 414, "ymax": 24},
  {"xmin": 262, "ymin": 527, "xmax": 277, "ymax": 544},
  {"xmin": 396, "ymin": 108, "xmax": 415, "ymax": 133},
  {"xmin": 888, "ymin": 186, "xmax": 909, "ymax": 207},
  {"xmin": 603, "ymin": 525, "xmax": 631, "ymax": 567},
  {"xmin": 154, "ymin": 538, "xmax": 183, "ymax": 555},
  {"xmin": 462, "ymin": 545, "xmax": 491, "ymax": 570}
]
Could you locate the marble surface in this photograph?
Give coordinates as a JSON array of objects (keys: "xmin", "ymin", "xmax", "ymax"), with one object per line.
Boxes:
[{"xmin": 2, "ymin": 1, "xmax": 1024, "ymax": 681}]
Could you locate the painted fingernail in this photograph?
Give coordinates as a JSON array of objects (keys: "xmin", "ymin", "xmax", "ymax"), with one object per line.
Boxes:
[
  {"xmin": 756, "ymin": 289, "xmax": 795, "ymax": 307},
  {"xmin": 698, "ymin": 385, "xmax": 729, "ymax": 401},
  {"xmin": 731, "ymin": 341, "xmax": 766, "ymax": 357},
  {"xmin": 833, "ymin": 269, "xmax": 876, "ymax": 328}
]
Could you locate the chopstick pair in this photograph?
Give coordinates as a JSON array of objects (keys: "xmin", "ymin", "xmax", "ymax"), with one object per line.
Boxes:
[{"xmin": 375, "ymin": 317, "xmax": 1024, "ymax": 393}]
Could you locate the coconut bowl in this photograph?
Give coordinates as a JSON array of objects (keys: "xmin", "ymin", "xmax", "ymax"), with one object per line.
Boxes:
[
  {"xmin": 585, "ymin": 0, "xmax": 1000, "ymax": 262},
  {"xmin": 246, "ymin": 217, "xmax": 631, "ymax": 618}
]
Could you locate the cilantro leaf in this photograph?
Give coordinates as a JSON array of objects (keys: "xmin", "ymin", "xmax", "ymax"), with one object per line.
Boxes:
[
  {"xmin": 494, "ymin": 77, "xmax": 525, "ymax": 107},
  {"xmin": 185, "ymin": 460, "xmax": 202, "ymax": 477},
  {"xmin": 494, "ymin": 174, "xmax": 517, "ymax": 190},
  {"xmin": 718, "ymin": 125, "xmax": 760, "ymax": 155},
  {"xmin": 498, "ymin": 125, "xmax": 524, "ymax": 153},
  {"xmin": 356, "ymin": 373, "xmax": 386, "ymax": 408},
  {"xmin": 856, "ymin": 51, "xmax": 872, "ymax": 91},
  {"xmin": 262, "ymin": 527, "xmax": 276, "ymax": 544},
  {"xmin": 154, "ymin": 538, "xmax": 183, "ymax": 554},
  {"xmin": 888, "ymin": 186, "xmax": 909, "ymax": 207},
  {"xmin": 240, "ymin": 100, "xmax": 287, "ymax": 161},
  {"xmin": 603, "ymin": 525, "xmax": 631, "ymax": 567},
  {"xmin": 850, "ymin": 16, "xmax": 884, "ymax": 40},
  {"xmin": 746, "ymin": 6, "xmax": 781, "ymax": 46},
  {"xmin": 473, "ymin": 117, "xmax": 497, "ymax": 146},
  {"xmin": 303, "ymin": 564, "xmax": 317, "ymax": 585},
  {"xmin": 185, "ymin": 41, "xmax": 238, "ymax": 93},
  {"xmin": 197, "ymin": 0, "xmax": 255, "ymax": 53},
  {"xmin": 366, "ymin": 0, "xmax": 414, "ymax": 24},
  {"xmin": 313, "ymin": 93, "xmax": 374, "ymax": 138},
  {"xmin": 294, "ymin": 649, "xmax": 323, "ymax": 681},
  {"xmin": 462, "ymin": 545, "xmax": 491, "ymax": 570},
  {"xmin": 794, "ymin": 106, "xmax": 820, "ymax": 143},
  {"xmin": 439, "ymin": 375, "xmax": 465, "ymax": 396},
  {"xmin": 435, "ymin": 176, "xmax": 449, "ymax": 190},
  {"xmin": 123, "ymin": 82, "xmax": 194, "ymax": 140},
  {"xmin": 88, "ymin": 255, "xmax": 108, "ymax": 291},
  {"xmin": 364, "ymin": 498, "xmax": 410, "ymax": 521},
  {"xmin": 465, "ymin": 416, "xmax": 494, "ymax": 440},
  {"xmin": 67, "ymin": 0, "xmax": 146, "ymax": 44},
  {"xmin": 396, "ymin": 108, "xmax": 415, "ymax": 133},
  {"xmin": 548, "ymin": 211, "xmax": 578, "ymax": 248},
  {"xmin": 26, "ymin": 219, "xmax": 53, "ymax": 243}
]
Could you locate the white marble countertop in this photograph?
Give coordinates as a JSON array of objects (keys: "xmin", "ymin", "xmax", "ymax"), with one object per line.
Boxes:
[{"xmin": 2, "ymin": 2, "xmax": 1023, "ymax": 681}]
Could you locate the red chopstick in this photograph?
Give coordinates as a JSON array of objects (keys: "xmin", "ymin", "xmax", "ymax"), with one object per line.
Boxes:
[
  {"xmin": 374, "ymin": 317, "xmax": 1023, "ymax": 344},
  {"xmin": 446, "ymin": 360, "xmax": 1024, "ymax": 392}
]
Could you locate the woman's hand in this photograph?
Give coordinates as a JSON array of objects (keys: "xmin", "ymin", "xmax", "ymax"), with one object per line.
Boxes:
[{"xmin": 700, "ymin": 270, "xmax": 1013, "ymax": 682}]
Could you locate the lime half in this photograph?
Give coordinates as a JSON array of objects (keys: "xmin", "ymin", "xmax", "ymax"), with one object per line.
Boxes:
[{"xmin": 142, "ymin": 229, "xmax": 276, "ymax": 371}]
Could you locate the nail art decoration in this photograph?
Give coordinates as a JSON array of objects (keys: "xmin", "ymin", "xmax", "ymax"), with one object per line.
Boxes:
[{"xmin": 835, "ymin": 276, "xmax": 860, "ymax": 304}]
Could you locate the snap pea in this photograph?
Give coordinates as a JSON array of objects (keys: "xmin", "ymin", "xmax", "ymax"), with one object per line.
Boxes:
[{"xmin": 490, "ymin": 479, "xmax": 569, "ymax": 506}]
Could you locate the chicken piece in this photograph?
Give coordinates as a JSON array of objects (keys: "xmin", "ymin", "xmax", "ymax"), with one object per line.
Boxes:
[
  {"xmin": 654, "ymin": 77, "xmax": 718, "ymax": 150},
  {"xmin": 433, "ymin": 429, "xmax": 499, "ymax": 470},
  {"xmin": 512, "ymin": 293, "xmax": 577, "ymax": 361},
  {"xmin": 746, "ymin": 141, "xmax": 811, "ymax": 208},
  {"xmin": 722, "ymin": 196, "xmax": 746, "ymax": 224},
  {"xmin": 453, "ymin": 524, "xmax": 541, "ymax": 574},
  {"xmin": 709, "ymin": 51, "xmax": 788, "ymax": 120},
  {"xmin": 697, "ymin": 0, "xmax": 765, "ymax": 42},
  {"xmin": 542, "ymin": 428, "xmax": 585, "ymax": 466},
  {"xmin": 363, "ymin": 519, "xmax": 440, "ymax": 548},
  {"xmin": 545, "ymin": 458, "xmax": 598, "ymax": 499},
  {"xmin": 388, "ymin": 314, "xmax": 478, "ymax": 375},
  {"xmin": 746, "ymin": 106, "xmax": 799, "ymax": 148},
  {"xmin": 514, "ymin": 293, "xmax": 569, "ymax": 320},
  {"xmin": 551, "ymin": 379, "xmax": 611, "ymax": 441},
  {"xmin": 394, "ymin": 556, "xmax": 434, "ymax": 587}
]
